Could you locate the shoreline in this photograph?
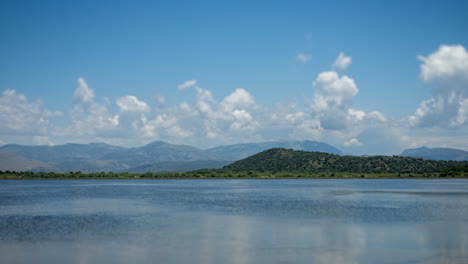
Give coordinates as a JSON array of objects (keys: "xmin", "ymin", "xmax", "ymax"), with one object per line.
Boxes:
[{"xmin": 1, "ymin": 173, "xmax": 467, "ymax": 180}]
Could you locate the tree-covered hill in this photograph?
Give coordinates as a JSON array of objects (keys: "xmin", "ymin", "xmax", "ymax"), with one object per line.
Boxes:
[{"xmin": 224, "ymin": 148, "xmax": 466, "ymax": 174}]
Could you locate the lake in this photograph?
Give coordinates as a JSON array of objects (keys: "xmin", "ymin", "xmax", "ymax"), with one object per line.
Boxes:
[{"xmin": 1, "ymin": 179, "xmax": 468, "ymax": 264}]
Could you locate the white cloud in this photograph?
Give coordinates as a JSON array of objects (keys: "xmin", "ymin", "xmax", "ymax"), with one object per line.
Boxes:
[
  {"xmin": 313, "ymin": 72, "xmax": 358, "ymax": 106},
  {"xmin": 354, "ymin": 126, "xmax": 407, "ymax": 155},
  {"xmin": 267, "ymin": 102, "xmax": 321, "ymax": 141},
  {"xmin": 285, "ymin": 111, "xmax": 305, "ymax": 125},
  {"xmin": 178, "ymin": 79, "xmax": 197, "ymax": 90},
  {"xmin": 366, "ymin": 111, "xmax": 387, "ymax": 123},
  {"xmin": 54, "ymin": 78, "xmax": 119, "ymax": 138},
  {"xmin": 332, "ymin": 52, "xmax": 352, "ymax": 71},
  {"xmin": 296, "ymin": 53, "xmax": 311, "ymax": 64},
  {"xmin": 174, "ymin": 83, "xmax": 263, "ymax": 145},
  {"xmin": 410, "ymin": 45, "xmax": 468, "ymax": 128},
  {"xmin": 312, "ymin": 71, "xmax": 359, "ymax": 130},
  {"xmin": 290, "ymin": 119, "xmax": 322, "ymax": 140},
  {"xmin": 230, "ymin": 109, "xmax": 257, "ymax": 131},
  {"xmin": 344, "ymin": 138, "xmax": 363, "ymax": 147},
  {"xmin": 418, "ymin": 45, "xmax": 468, "ymax": 83},
  {"xmin": 116, "ymin": 96, "xmax": 150, "ymax": 112},
  {"xmin": 74, "ymin": 77, "xmax": 95, "ymax": 103},
  {"xmin": 195, "ymin": 86, "xmax": 215, "ymax": 102},
  {"xmin": 221, "ymin": 88, "xmax": 256, "ymax": 112},
  {"xmin": 348, "ymin": 109, "xmax": 365, "ymax": 121},
  {"xmin": 139, "ymin": 113, "xmax": 192, "ymax": 139},
  {"xmin": 179, "ymin": 102, "xmax": 192, "ymax": 113},
  {"xmin": 0, "ymin": 89, "xmax": 50, "ymax": 135},
  {"xmin": 44, "ymin": 110, "xmax": 63, "ymax": 117},
  {"xmin": 62, "ymin": 103, "xmax": 119, "ymax": 137}
]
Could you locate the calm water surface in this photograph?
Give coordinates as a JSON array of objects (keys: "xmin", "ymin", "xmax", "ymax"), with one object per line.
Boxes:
[{"xmin": 1, "ymin": 179, "xmax": 468, "ymax": 264}]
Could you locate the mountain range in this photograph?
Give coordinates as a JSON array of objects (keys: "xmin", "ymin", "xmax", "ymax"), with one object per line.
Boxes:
[
  {"xmin": 1, "ymin": 140, "xmax": 467, "ymax": 173},
  {"xmin": 0, "ymin": 151, "xmax": 58, "ymax": 172},
  {"xmin": 0, "ymin": 141, "xmax": 220, "ymax": 172},
  {"xmin": 400, "ymin": 146, "xmax": 468, "ymax": 161},
  {"xmin": 0, "ymin": 140, "xmax": 342, "ymax": 172}
]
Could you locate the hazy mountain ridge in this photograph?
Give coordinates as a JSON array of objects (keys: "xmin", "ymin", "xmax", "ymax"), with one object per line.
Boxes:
[
  {"xmin": 4, "ymin": 140, "xmax": 464, "ymax": 173},
  {"xmin": 400, "ymin": 146, "xmax": 468, "ymax": 161},
  {"xmin": 0, "ymin": 143, "xmax": 126, "ymax": 162},
  {"xmin": 225, "ymin": 148, "xmax": 464, "ymax": 174},
  {"xmin": 98, "ymin": 141, "xmax": 221, "ymax": 169},
  {"xmin": 125, "ymin": 160, "xmax": 233, "ymax": 173},
  {"xmin": 206, "ymin": 140, "xmax": 343, "ymax": 160},
  {"xmin": 0, "ymin": 141, "xmax": 222, "ymax": 172},
  {"xmin": 0, "ymin": 151, "xmax": 59, "ymax": 172},
  {"xmin": 0, "ymin": 140, "xmax": 344, "ymax": 172}
]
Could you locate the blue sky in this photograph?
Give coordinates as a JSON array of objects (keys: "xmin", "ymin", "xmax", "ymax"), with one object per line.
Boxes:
[{"xmin": 1, "ymin": 0, "xmax": 468, "ymax": 154}]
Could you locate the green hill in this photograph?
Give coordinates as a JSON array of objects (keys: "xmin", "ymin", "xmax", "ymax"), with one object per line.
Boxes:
[{"xmin": 224, "ymin": 148, "xmax": 465, "ymax": 174}]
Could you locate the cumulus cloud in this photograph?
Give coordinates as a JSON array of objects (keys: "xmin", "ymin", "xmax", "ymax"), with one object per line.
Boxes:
[
  {"xmin": 332, "ymin": 52, "xmax": 352, "ymax": 71},
  {"xmin": 366, "ymin": 111, "xmax": 387, "ymax": 123},
  {"xmin": 139, "ymin": 113, "xmax": 192, "ymax": 138},
  {"xmin": 418, "ymin": 45, "xmax": 468, "ymax": 83},
  {"xmin": 177, "ymin": 79, "xmax": 197, "ymax": 90},
  {"xmin": 220, "ymin": 88, "xmax": 256, "ymax": 112},
  {"xmin": 0, "ymin": 89, "xmax": 50, "ymax": 135},
  {"xmin": 43, "ymin": 110, "xmax": 63, "ymax": 117},
  {"xmin": 268, "ymin": 102, "xmax": 322, "ymax": 140},
  {"xmin": 312, "ymin": 71, "xmax": 359, "ymax": 130},
  {"xmin": 54, "ymin": 78, "xmax": 119, "ymax": 137},
  {"xmin": 74, "ymin": 77, "xmax": 95, "ymax": 103},
  {"xmin": 344, "ymin": 138, "xmax": 363, "ymax": 147},
  {"xmin": 172, "ymin": 82, "xmax": 264, "ymax": 145},
  {"xmin": 410, "ymin": 45, "xmax": 468, "ymax": 128},
  {"xmin": 197, "ymin": 87, "xmax": 259, "ymax": 133},
  {"xmin": 116, "ymin": 96, "xmax": 150, "ymax": 112},
  {"xmin": 296, "ymin": 53, "xmax": 311, "ymax": 64},
  {"xmin": 59, "ymin": 79, "xmax": 180, "ymax": 143}
]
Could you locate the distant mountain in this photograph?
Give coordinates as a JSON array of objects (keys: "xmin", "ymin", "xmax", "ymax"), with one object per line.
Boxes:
[
  {"xmin": 125, "ymin": 160, "xmax": 232, "ymax": 173},
  {"xmin": 0, "ymin": 143, "xmax": 126, "ymax": 162},
  {"xmin": 0, "ymin": 141, "xmax": 222, "ymax": 172},
  {"xmin": 206, "ymin": 140, "xmax": 342, "ymax": 160},
  {"xmin": 400, "ymin": 146, "xmax": 468, "ymax": 161},
  {"xmin": 0, "ymin": 151, "xmax": 59, "ymax": 172},
  {"xmin": 224, "ymin": 148, "xmax": 462, "ymax": 174},
  {"xmin": 100, "ymin": 141, "xmax": 221, "ymax": 168}
]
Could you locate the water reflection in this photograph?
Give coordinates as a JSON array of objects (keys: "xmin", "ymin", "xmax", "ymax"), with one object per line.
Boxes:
[{"xmin": 0, "ymin": 179, "xmax": 467, "ymax": 263}]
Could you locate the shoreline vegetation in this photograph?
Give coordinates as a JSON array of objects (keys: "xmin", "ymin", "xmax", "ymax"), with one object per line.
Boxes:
[{"xmin": 1, "ymin": 169, "xmax": 467, "ymax": 179}]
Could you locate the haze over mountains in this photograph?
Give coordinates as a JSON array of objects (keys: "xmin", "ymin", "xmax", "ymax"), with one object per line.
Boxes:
[
  {"xmin": 400, "ymin": 146, "xmax": 468, "ymax": 161},
  {"xmin": 0, "ymin": 141, "xmax": 220, "ymax": 172},
  {"xmin": 1, "ymin": 140, "xmax": 467, "ymax": 173},
  {"xmin": 206, "ymin": 140, "xmax": 342, "ymax": 160},
  {"xmin": 0, "ymin": 151, "xmax": 58, "ymax": 172},
  {"xmin": 0, "ymin": 140, "xmax": 341, "ymax": 172}
]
